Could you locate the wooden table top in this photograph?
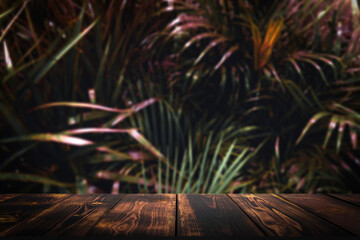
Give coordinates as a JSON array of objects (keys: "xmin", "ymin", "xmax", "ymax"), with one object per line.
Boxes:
[{"xmin": 0, "ymin": 193, "xmax": 359, "ymax": 237}]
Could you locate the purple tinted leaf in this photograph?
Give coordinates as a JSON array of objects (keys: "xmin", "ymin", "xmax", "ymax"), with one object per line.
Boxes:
[
  {"xmin": 88, "ymin": 88, "xmax": 96, "ymax": 103},
  {"xmin": 296, "ymin": 112, "xmax": 331, "ymax": 145},
  {"xmin": 3, "ymin": 41, "xmax": 13, "ymax": 71},
  {"xmin": 109, "ymin": 98, "xmax": 158, "ymax": 126},
  {"xmin": 96, "ymin": 171, "xmax": 142, "ymax": 184},
  {"xmin": 128, "ymin": 150, "xmax": 154, "ymax": 161},
  {"xmin": 0, "ymin": 133, "xmax": 93, "ymax": 146},
  {"xmin": 215, "ymin": 45, "xmax": 239, "ymax": 70},
  {"xmin": 61, "ymin": 128, "xmax": 135, "ymax": 135},
  {"xmin": 183, "ymin": 32, "xmax": 217, "ymax": 50},
  {"xmin": 350, "ymin": 127, "xmax": 357, "ymax": 149},
  {"xmin": 31, "ymin": 102, "xmax": 132, "ymax": 113},
  {"xmin": 0, "ymin": 0, "xmax": 29, "ymax": 43},
  {"xmin": 128, "ymin": 129, "xmax": 165, "ymax": 161},
  {"xmin": 323, "ymin": 115, "xmax": 338, "ymax": 149},
  {"xmin": 195, "ymin": 37, "xmax": 228, "ymax": 65},
  {"xmin": 347, "ymin": 68, "xmax": 360, "ymax": 73},
  {"xmin": 286, "ymin": 58, "xmax": 302, "ymax": 75},
  {"xmin": 111, "ymin": 181, "xmax": 120, "ymax": 193},
  {"xmin": 275, "ymin": 136, "xmax": 280, "ymax": 160},
  {"xmin": 296, "ymin": 177, "xmax": 305, "ymax": 191},
  {"xmin": 336, "ymin": 117, "xmax": 346, "ymax": 153}
]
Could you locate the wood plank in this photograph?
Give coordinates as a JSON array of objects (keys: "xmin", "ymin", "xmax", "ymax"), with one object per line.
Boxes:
[
  {"xmin": 90, "ymin": 194, "xmax": 176, "ymax": 236},
  {"xmin": 177, "ymin": 194, "xmax": 264, "ymax": 237},
  {"xmin": 327, "ymin": 194, "xmax": 360, "ymax": 207},
  {"xmin": 0, "ymin": 194, "xmax": 19, "ymax": 202},
  {"xmin": 229, "ymin": 194, "xmax": 349, "ymax": 237},
  {"xmin": 0, "ymin": 194, "xmax": 69, "ymax": 236},
  {"xmin": 281, "ymin": 194, "xmax": 360, "ymax": 236},
  {"xmin": 0, "ymin": 194, "xmax": 123, "ymax": 236}
]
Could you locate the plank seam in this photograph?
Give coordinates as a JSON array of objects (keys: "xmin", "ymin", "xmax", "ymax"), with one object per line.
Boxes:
[
  {"xmin": 275, "ymin": 194, "xmax": 356, "ymax": 236},
  {"xmin": 226, "ymin": 194, "xmax": 268, "ymax": 237},
  {"xmin": 325, "ymin": 193, "xmax": 360, "ymax": 208},
  {"xmin": 175, "ymin": 194, "xmax": 178, "ymax": 236},
  {"xmin": 83, "ymin": 193, "xmax": 127, "ymax": 236}
]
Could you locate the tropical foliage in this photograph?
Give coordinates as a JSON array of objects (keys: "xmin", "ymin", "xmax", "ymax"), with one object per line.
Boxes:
[{"xmin": 0, "ymin": 0, "xmax": 359, "ymax": 193}]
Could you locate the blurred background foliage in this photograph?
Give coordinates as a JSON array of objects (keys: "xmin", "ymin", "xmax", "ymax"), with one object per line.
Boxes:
[{"xmin": 0, "ymin": 0, "xmax": 359, "ymax": 193}]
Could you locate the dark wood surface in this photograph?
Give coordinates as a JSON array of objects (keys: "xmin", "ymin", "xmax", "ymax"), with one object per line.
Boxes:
[
  {"xmin": 0, "ymin": 193, "xmax": 359, "ymax": 237},
  {"xmin": 228, "ymin": 194, "xmax": 348, "ymax": 236},
  {"xmin": 0, "ymin": 194, "xmax": 19, "ymax": 202},
  {"xmin": 0, "ymin": 194, "xmax": 123, "ymax": 236},
  {"xmin": 177, "ymin": 194, "xmax": 264, "ymax": 236},
  {"xmin": 281, "ymin": 194, "xmax": 360, "ymax": 235},
  {"xmin": 90, "ymin": 194, "xmax": 176, "ymax": 236},
  {"xmin": 0, "ymin": 194, "xmax": 70, "ymax": 236},
  {"xmin": 328, "ymin": 194, "xmax": 360, "ymax": 207}
]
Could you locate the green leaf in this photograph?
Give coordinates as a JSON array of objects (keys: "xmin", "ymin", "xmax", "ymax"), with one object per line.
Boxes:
[
  {"xmin": 214, "ymin": 148, "xmax": 252, "ymax": 193},
  {"xmin": 296, "ymin": 112, "xmax": 331, "ymax": 145},
  {"xmin": 0, "ymin": 102, "xmax": 27, "ymax": 135},
  {"xmin": 33, "ymin": 17, "xmax": 99, "ymax": 84},
  {"xmin": 0, "ymin": 143, "xmax": 38, "ymax": 171},
  {"xmin": 0, "ymin": 172, "xmax": 75, "ymax": 188},
  {"xmin": 0, "ymin": 0, "xmax": 29, "ymax": 44},
  {"xmin": 323, "ymin": 115, "xmax": 338, "ymax": 149},
  {"xmin": 335, "ymin": 117, "xmax": 346, "ymax": 154},
  {"xmin": 208, "ymin": 139, "xmax": 237, "ymax": 193},
  {"xmin": 0, "ymin": 4, "xmax": 16, "ymax": 19}
]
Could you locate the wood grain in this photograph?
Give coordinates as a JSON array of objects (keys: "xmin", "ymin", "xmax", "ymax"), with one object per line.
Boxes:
[
  {"xmin": 0, "ymin": 194, "xmax": 69, "ymax": 236},
  {"xmin": 0, "ymin": 194, "xmax": 19, "ymax": 202},
  {"xmin": 0, "ymin": 194, "xmax": 358, "ymax": 237},
  {"xmin": 177, "ymin": 194, "xmax": 264, "ymax": 237},
  {"xmin": 327, "ymin": 194, "xmax": 360, "ymax": 207},
  {"xmin": 229, "ymin": 194, "xmax": 349, "ymax": 236},
  {"xmin": 90, "ymin": 194, "xmax": 176, "ymax": 236},
  {"xmin": 281, "ymin": 194, "xmax": 360, "ymax": 235},
  {"xmin": 0, "ymin": 194, "xmax": 123, "ymax": 236}
]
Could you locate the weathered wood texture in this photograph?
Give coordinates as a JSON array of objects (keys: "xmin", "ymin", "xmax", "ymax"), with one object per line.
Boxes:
[
  {"xmin": 90, "ymin": 194, "xmax": 176, "ymax": 236},
  {"xmin": 0, "ymin": 194, "xmax": 19, "ymax": 202},
  {"xmin": 328, "ymin": 194, "xmax": 360, "ymax": 207},
  {"xmin": 0, "ymin": 194, "xmax": 358, "ymax": 237},
  {"xmin": 0, "ymin": 194, "xmax": 123, "ymax": 236},
  {"xmin": 281, "ymin": 194, "xmax": 360, "ymax": 235},
  {"xmin": 177, "ymin": 194, "xmax": 264, "ymax": 236},
  {"xmin": 229, "ymin": 194, "xmax": 349, "ymax": 237},
  {"xmin": 0, "ymin": 194, "xmax": 69, "ymax": 236}
]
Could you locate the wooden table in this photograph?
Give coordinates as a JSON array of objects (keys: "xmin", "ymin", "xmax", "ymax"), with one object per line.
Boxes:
[{"xmin": 0, "ymin": 194, "xmax": 359, "ymax": 238}]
